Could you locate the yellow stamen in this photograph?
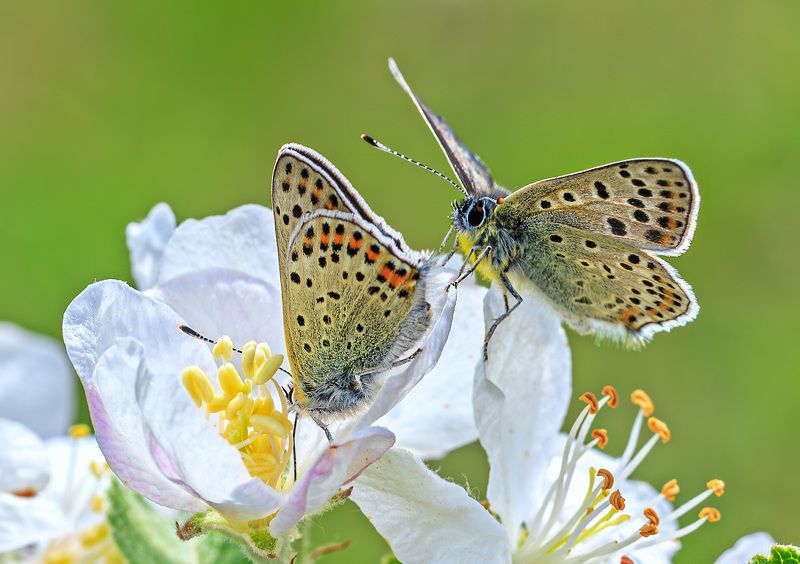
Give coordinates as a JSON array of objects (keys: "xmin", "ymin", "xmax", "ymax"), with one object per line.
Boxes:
[
  {"xmin": 90, "ymin": 460, "xmax": 108, "ymax": 479},
  {"xmin": 91, "ymin": 493, "xmax": 105, "ymax": 513},
  {"xmin": 212, "ymin": 335, "xmax": 234, "ymax": 361},
  {"xmin": 68, "ymin": 424, "xmax": 91, "ymax": 439},
  {"xmin": 181, "ymin": 366, "xmax": 214, "ymax": 406},
  {"xmin": 80, "ymin": 522, "xmax": 110, "ymax": 548},
  {"xmin": 699, "ymin": 507, "xmax": 721, "ymax": 522},
  {"xmin": 631, "ymin": 389, "xmax": 654, "ymax": 416},
  {"xmin": 44, "ymin": 549, "xmax": 74, "ymax": 564},
  {"xmin": 661, "ymin": 478, "xmax": 680, "ymax": 502},
  {"xmin": 254, "ymin": 353, "xmax": 284, "ymax": 385},
  {"xmin": 218, "ymin": 363, "xmax": 244, "ymax": 398},
  {"xmin": 707, "ymin": 479, "xmax": 725, "ymax": 496},
  {"xmin": 647, "ymin": 417, "xmax": 671, "ymax": 443},
  {"xmin": 241, "ymin": 341, "xmax": 258, "ymax": 377},
  {"xmin": 579, "ymin": 392, "xmax": 599, "ymax": 414}
]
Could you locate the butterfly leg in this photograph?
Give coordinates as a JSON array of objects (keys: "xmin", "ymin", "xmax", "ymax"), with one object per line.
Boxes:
[
  {"xmin": 447, "ymin": 246, "xmax": 491, "ymax": 291},
  {"xmin": 309, "ymin": 413, "xmax": 334, "ymax": 443},
  {"xmin": 482, "ymin": 272, "xmax": 523, "ymax": 361}
]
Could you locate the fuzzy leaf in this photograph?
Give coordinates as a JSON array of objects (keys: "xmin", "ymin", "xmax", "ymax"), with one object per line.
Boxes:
[
  {"xmin": 751, "ymin": 545, "xmax": 800, "ymax": 564},
  {"xmin": 107, "ymin": 480, "xmax": 196, "ymax": 564}
]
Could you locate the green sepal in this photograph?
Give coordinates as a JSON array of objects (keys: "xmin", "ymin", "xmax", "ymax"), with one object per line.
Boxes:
[
  {"xmin": 751, "ymin": 545, "xmax": 800, "ymax": 564},
  {"xmin": 196, "ymin": 532, "xmax": 252, "ymax": 564},
  {"xmin": 106, "ymin": 479, "xmax": 197, "ymax": 564}
]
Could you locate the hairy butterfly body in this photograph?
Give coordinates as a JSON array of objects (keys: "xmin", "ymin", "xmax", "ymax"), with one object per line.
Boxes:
[
  {"xmin": 378, "ymin": 60, "xmax": 699, "ymax": 356},
  {"xmin": 272, "ymin": 144, "xmax": 432, "ymax": 429}
]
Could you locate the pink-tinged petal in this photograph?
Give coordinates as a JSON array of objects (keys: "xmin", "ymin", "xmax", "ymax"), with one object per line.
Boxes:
[
  {"xmin": 153, "ymin": 268, "xmax": 284, "ymax": 355},
  {"xmin": 377, "ymin": 271, "xmax": 486, "ymax": 459},
  {"xmin": 351, "ymin": 448, "xmax": 509, "ymax": 564},
  {"xmin": 0, "ymin": 419, "xmax": 49, "ymax": 494},
  {"xmin": 158, "ymin": 204, "xmax": 280, "ymax": 290},
  {"xmin": 474, "ymin": 286, "xmax": 571, "ymax": 545},
  {"xmin": 89, "ymin": 341, "xmax": 205, "ymax": 511},
  {"xmin": 351, "ymin": 263, "xmax": 457, "ymax": 433},
  {"xmin": 126, "ymin": 202, "xmax": 176, "ymax": 290},
  {"xmin": 269, "ymin": 427, "xmax": 395, "ymax": 537},
  {"xmin": 0, "ymin": 322, "xmax": 75, "ymax": 438},
  {"xmin": 715, "ymin": 533, "xmax": 777, "ymax": 564},
  {"xmin": 0, "ymin": 493, "xmax": 69, "ymax": 553}
]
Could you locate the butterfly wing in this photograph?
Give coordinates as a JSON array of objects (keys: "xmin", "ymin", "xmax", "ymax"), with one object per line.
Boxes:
[
  {"xmin": 503, "ymin": 159, "xmax": 699, "ymax": 256},
  {"xmin": 283, "ymin": 209, "xmax": 430, "ymax": 414},
  {"xmin": 504, "ymin": 220, "xmax": 697, "ymax": 342},
  {"xmin": 389, "ymin": 59, "xmax": 509, "ymax": 200}
]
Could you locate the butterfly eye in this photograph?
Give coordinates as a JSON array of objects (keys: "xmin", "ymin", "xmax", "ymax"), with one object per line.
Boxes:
[{"xmin": 467, "ymin": 204, "xmax": 486, "ymax": 227}]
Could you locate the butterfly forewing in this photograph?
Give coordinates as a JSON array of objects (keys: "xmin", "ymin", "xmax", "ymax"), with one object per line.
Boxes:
[
  {"xmin": 504, "ymin": 159, "xmax": 698, "ymax": 256},
  {"xmin": 284, "ymin": 210, "xmax": 429, "ymax": 390},
  {"xmin": 511, "ymin": 221, "xmax": 696, "ymax": 340}
]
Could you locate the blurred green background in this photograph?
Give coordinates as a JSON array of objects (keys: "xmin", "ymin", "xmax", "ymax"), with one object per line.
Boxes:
[{"xmin": 2, "ymin": 1, "xmax": 798, "ymax": 561}]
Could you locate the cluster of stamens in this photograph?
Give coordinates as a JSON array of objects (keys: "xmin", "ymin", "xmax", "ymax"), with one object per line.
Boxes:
[
  {"xmin": 511, "ymin": 387, "xmax": 725, "ymax": 563},
  {"xmin": 181, "ymin": 336, "xmax": 294, "ymax": 489}
]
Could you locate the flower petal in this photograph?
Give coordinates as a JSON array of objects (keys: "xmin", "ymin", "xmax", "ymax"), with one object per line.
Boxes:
[
  {"xmin": 0, "ymin": 419, "xmax": 49, "ymax": 494},
  {"xmin": 351, "ymin": 448, "xmax": 509, "ymax": 564},
  {"xmin": 0, "ymin": 493, "xmax": 69, "ymax": 553},
  {"xmin": 352, "ymin": 263, "xmax": 458, "ymax": 433},
  {"xmin": 269, "ymin": 427, "xmax": 395, "ymax": 537},
  {"xmin": 152, "ymin": 268, "xmax": 284, "ymax": 354},
  {"xmin": 126, "ymin": 202, "xmax": 176, "ymax": 290},
  {"xmin": 376, "ymin": 271, "xmax": 486, "ymax": 459},
  {"xmin": 157, "ymin": 204, "xmax": 280, "ymax": 289},
  {"xmin": 474, "ymin": 286, "xmax": 571, "ymax": 544},
  {"xmin": 715, "ymin": 532, "xmax": 777, "ymax": 564},
  {"xmin": 0, "ymin": 322, "xmax": 75, "ymax": 438}
]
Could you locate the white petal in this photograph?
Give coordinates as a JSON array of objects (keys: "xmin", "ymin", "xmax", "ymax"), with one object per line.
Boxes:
[
  {"xmin": 377, "ymin": 271, "xmax": 486, "ymax": 459},
  {"xmin": 126, "ymin": 202, "xmax": 176, "ymax": 290},
  {"xmin": 63, "ymin": 281, "xmax": 212, "ymax": 511},
  {"xmin": 152, "ymin": 268, "xmax": 284, "ymax": 354},
  {"xmin": 0, "ymin": 493, "xmax": 69, "ymax": 553},
  {"xmin": 352, "ymin": 263, "xmax": 458, "ymax": 434},
  {"xmin": 0, "ymin": 322, "xmax": 75, "ymax": 438},
  {"xmin": 269, "ymin": 427, "xmax": 395, "ymax": 537},
  {"xmin": 0, "ymin": 419, "xmax": 49, "ymax": 494},
  {"xmin": 158, "ymin": 204, "xmax": 280, "ymax": 290},
  {"xmin": 474, "ymin": 286, "xmax": 571, "ymax": 544},
  {"xmin": 715, "ymin": 532, "xmax": 777, "ymax": 564},
  {"xmin": 351, "ymin": 448, "xmax": 509, "ymax": 564}
]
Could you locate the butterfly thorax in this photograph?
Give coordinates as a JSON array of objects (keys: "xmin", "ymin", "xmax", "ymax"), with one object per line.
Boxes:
[{"xmin": 453, "ymin": 197, "xmax": 520, "ymax": 278}]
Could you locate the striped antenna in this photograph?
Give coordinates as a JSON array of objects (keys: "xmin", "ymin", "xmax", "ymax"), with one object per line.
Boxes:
[{"xmin": 360, "ymin": 134, "xmax": 468, "ymax": 197}]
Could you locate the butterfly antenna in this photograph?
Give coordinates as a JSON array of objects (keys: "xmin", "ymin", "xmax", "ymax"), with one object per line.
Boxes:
[
  {"xmin": 178, "ymin": 324, "xmax": 293, "ymax": 378},
  {"xmin": 360, "ymin": 133, "xmax": 469, "ymax": 197}
]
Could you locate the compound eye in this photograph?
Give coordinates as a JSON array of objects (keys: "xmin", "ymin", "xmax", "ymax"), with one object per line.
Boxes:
[{"xmin": 467, "ymin": 204, "xmax": 485, "ymax": 227}]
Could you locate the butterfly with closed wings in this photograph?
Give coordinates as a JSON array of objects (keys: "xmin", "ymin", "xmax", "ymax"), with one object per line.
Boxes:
[{"xmin": 364, "ymin": 59, "xmax": 699, "ymax": 359}]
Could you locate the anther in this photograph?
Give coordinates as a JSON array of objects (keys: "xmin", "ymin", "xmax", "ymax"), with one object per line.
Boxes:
[
  {"xmin": 661, "ymin": 479, "xmax": 680, "ymax": 502},
  {"xmin": 699, "ymin": 507, "xmax": 721, "ymax": 522},
  {"xmin": 639, "ymin": 523, "xmax": 659, "ymax": 537},
  {"xmin": 251, "ymin": 415, "xmax": 291, "ymax": 438},
  {"xmin": 90, "ymin": 460, "xmax": 108, "ymax": 479},
  {"xmin": 620, "ymin": 557, "xmax": 634, "ymax": 564},
  {"xmin": 647, "ymin": 417, "xmax": 671, "ymax": 443},
  {"xmin": 591, "ymin": 429, "xmax": 608, "ymax": 449},
  {"xmin": 254, "ymin": 353, "xmax": 284, "ymax": 385},
  {"xmin": 181, "ymin": 366, "xmax": 214, "ymax": 406},
  {"xmin": 643, "ymin": 507, "xmax": 660, "ymax": 526},
  {"xmin": 602, "ymin": 385, "xmax": 619, "ymax": 408},
  {"xmin": 580, "ymin": 392, "xmax": 599, "ymax": 414},
  {"xmin": 610, "ymin": 490, "xmax": 626, "ymax": 510},
  {"xmin": 597, "ymin": 468, "xmax": 614, "ymax": 491},
  {"xmin": 69, "ymin": 424, "xmax": 91, "ymax": 439},
  {"xmin": 241, "ymin": 341, "xmax": 258, "ymax": 377},
  {"xmin": 213, "ymin": 335, "xmax": 234, "ymax": 360},
  {"xmin": 218, "ymin": 363, "xmax": 244, "ymax": 398},
  {"xmin": 706, "ymin": 479, "xmax": 725, "ymax": 496},
  {"xmin": 631, "ymin": 389, "xmax": 654, "ymax": 416}
]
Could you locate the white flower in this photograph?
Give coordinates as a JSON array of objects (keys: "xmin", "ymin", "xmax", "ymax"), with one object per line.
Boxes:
[
  {"xmin": 0, "ymin": 422, "xmax": 117, "ymax": 562},
  {"xmin": 62, "ymin": 203, "xmax": 484, "ymax": 538},
  {"xmin": 0, "ymin": 322, "xmax": 75, "ymax": 438},
  {"xmin": 715, "ymin": 532, "xmax": 776, "ymax": 564},
  {"xmin": 352, "ymin": 286, "xmax": 728, "ymax": 563}
]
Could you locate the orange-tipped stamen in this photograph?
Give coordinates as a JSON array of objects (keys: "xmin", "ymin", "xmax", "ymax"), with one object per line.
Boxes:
[
  {"xmin": 579, "ymin": 392, "xmax": 599, "ymax": 414},
  {"xmin": 644, "ymin": 507, "xmax": 660, "ymax": 526},
  {"xmin": 647, "ymin": 417, "xmax": 671, "ymax": 444},
  {"xmin": 591, "ymin": 429, "xmax": 608, "ymax": 449},
  {"xmin": 706, "ymin": 479, "xmax": 725, "ymax": 496},
  {"xmin": 639, "ymin": 523, "xmax": 659, "ymax": 537},
  {"xmin": 621, "ymin": 557, "xmax": 634, "ymax": 564},
  {"xmin": 661, "ymin": 479, "xmax": 680, "ymax": 502},
  {"xmin": 699, "ymin": 507, "xmax": 721, "ymax": 522},
  {"xmin": 597, "ymin": 469, "xmax": 614, "ymax": 491},
  {"xmin": 631, "ymin": 389, "xmax": 654, "ymax": 416},
  {"xmin": 609, "ymin": 490, "xmax": 625, "ymax": 511},
  {"xmin": 602, "ymin": 385, "xmax": 619, "ymax": 408}
]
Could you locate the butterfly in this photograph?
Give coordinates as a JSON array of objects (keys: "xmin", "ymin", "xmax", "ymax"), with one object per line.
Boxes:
[
  {"xmin": 367, "ymin": 59, "xmax": 699, "ymax": 358},
  {"xmin": 271, "ymin": 143, "xmax": 433, "ymax": 439}
]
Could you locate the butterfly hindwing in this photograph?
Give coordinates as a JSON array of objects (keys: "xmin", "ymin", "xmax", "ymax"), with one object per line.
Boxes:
[
  {"xmin": 283, "ymin": 210, "xmax": 430, "ymax": 402},
  {"xmin": 510, "ymin": 221, "xmax": 697, "ymax": 340},
  {"xmin": 389, "ymin": 59, "xmax": 508, "ymax": 200},
  {"xmin": 503, "ymin": 159, "xmax": 699, "ymax": 256}
]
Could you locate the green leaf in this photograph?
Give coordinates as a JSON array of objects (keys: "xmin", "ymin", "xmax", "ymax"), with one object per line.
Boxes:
[
  {"xmin": 751, "ymin": 545, "xmax": 800, "ymax": 564},
  {"xmin": 107, "ymin": 479, "xmax": 197, "ymax": 564},
  {"xmin": 197, "ymin": 532, "xmax": 252, "ymax": 564}
]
